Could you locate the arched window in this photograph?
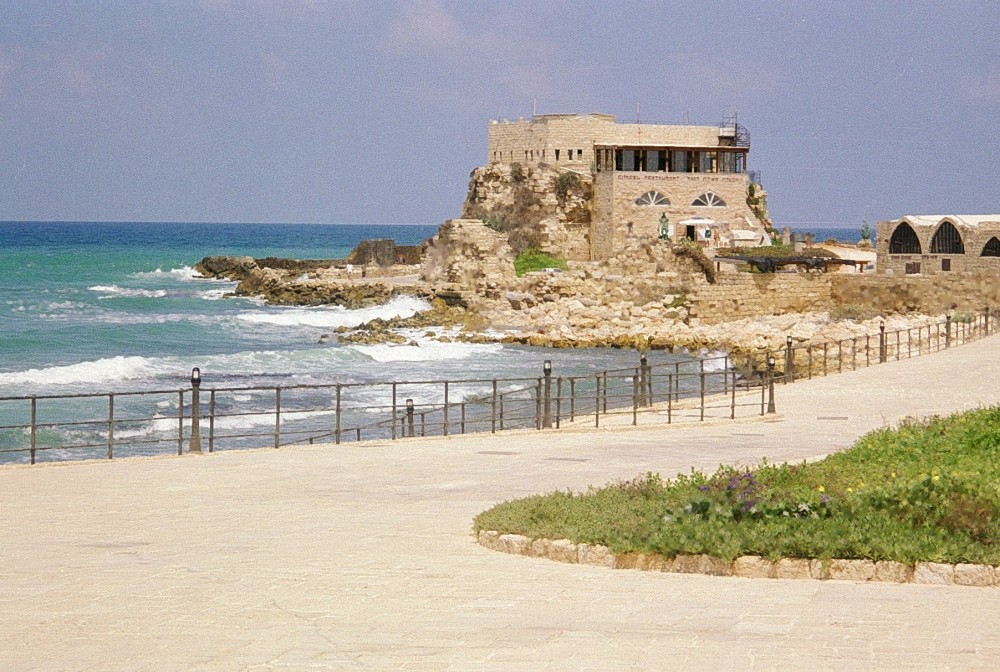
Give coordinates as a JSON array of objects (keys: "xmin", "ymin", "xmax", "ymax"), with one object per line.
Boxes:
[
  {"xmin": 930, "ymin": 220, "xmax": 965, "ymax": 254},
  {"xmin": 982, "ymin": 237, "xmax": 1000, "ymax": 257},
  {"xmin": 634, "ymin": 191, "xmax": 670, "ymax": 206},
  {"xmin": 692, "ymin": 192, "xmax": 726, "ymax": 207},
  {"xmin": 889, "ymin": 223, "xmax": 922, "ymax": 254}
]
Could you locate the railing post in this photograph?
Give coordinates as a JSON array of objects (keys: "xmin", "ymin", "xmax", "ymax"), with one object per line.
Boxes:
[
  {"xmin": 674, "ymin": 362, "xmax": 680, "ymax": 401},
  {"xmin": 491, "ymin": 379, "xmax": 497, "ymax": 434},
  {"xmin": 107, "ymin": 393, "xmax": 115, "ymax": 460},
  {"xmin": 391, "ymin": 382, "xmax": 397, "ymax": 440},
  {"xmin": 986, "ymin": 305, "xmax": 991, "ymax": 337},
  {"xmin": 420, "ymin": 412, "xmax": 425, "ymax": 437},
  {"xmin": 569, "ymin": 378, "xmax": 576, "ymax": 422},
  {"xmin": 177, "ymin": 390, "xmax": 184, "ymax": 455},
  {"xmin": 946, "ymin": 314, "xmax": 952, "ymax": 349},
  {"xmin": 208, "ymin": 390, "xmax": 216, "ymax": 453},
  {"xmin": 807, "ymin": 345, "xmax": 813, "ymax": 379},
  {"xmin": 639, "ymin": 355, "xmax": 649, "ymax": 406},
  {"xmin": 699, "ymin": 371, "xmax": 705, "ymax": 421},
  {"xmin": 895, "ymin": 330, "xmax": 900, "ymax": 360},
  {"xmin": 189, "ymin": 368, "xmax": 202, "ymax": 454},
  {"xmin": 29, "ymin": 396, "xmax": 36, "ymax": 465},
  {"xmin": 667, "ymin": 373, "xmax": 673, "ymax": 424},
  {"xmin": 822, "ymin": 342, "xmax": 828, "ymax": 376},
  {"xmin": 838, "ymin": 340, "xmax": 843, "ymax": 373},
  {"xmin": 461, "ymin": 402, "xmax": 466, "ymax": 434},
  {"xmin": 730, "ymin": 370, "xmax": 736, "ymax": 419},
  {"xmin": 632, "ymin": 373, "xmax": 639, "ymax": 425},
  {"xmin": 602, "ymin": 371, "xmax": 608, "ymax": 413},
  {"xmin": 274, "ymin": 387, "xmax": 281, "ymax": 449},
  {"xmin": 543, "ymin": 360, "xmax": 552, "ymax": 429},
  {"xmin": 335, "ymin": 384, "xmax": 342, "ymax": 444},
  {"xmin": 785, "ymin": 335, "xmax": 794, "ymax": 383},
  {"xmin": 443, "ymin": 381, "xmax": 450, "ymax": 437},
  {"xmin": 767, "ymin": 354, "xmax": 776, "ymax": 414},
  {"xmin": 556, "ymin": 377, "xmax": 562, "ymax": 429},
  {"xmin": 406, "ymin": 398, "xmax": 414, "ymax": 437},
  {"xmin": 879, "ymin": 320, "xmax": 887, "ymax": 363},
  {"xmin": 594, "ymin": 374, "xmax": 600, "ymax": 428},
  {"xmin": 535, "ymin": 378, "xmax": 542, "ymax": 430},
  {"xmin": 866, "ymin": 334, "xmax": 870, "ymax": 367},
  {"xmin": 499, "ymin": 394, "xmax": 505, "ymax": 431}
]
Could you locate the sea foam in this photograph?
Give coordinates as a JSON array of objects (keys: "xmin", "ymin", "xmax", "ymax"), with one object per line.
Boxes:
[{"xmin": 236, "ymin": 295, "xmax": 430, "ymax": 329}]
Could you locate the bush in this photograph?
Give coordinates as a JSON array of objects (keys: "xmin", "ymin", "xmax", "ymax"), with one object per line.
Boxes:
[
  {"xmin": 474, "ymin": 406, "xmax": 1000, "ymax": 564},
  {"xmin": 554, "ymin": 172, "xmax": 580, "ymax": 200},
  {"xmin": 513, "ymin": 248, "xmax": 568, "ymax": 277},
  {"xmin": 672, "ymin": 241, "xmax": 716, "ymax": 283},
  {"xmin": 510, "ymin": 162, "xmax": 526, "ymax": 183}
]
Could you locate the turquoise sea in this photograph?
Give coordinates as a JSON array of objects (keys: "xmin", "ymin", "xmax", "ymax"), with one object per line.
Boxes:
[{"xmin": 0, "ymin": 221, "xmax": 709, "ymax": 462}]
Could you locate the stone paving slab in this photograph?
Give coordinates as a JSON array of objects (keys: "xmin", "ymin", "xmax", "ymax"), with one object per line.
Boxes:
[{"xmin": 3, "ymin": 337, "xmax": 1000, "ymax": 670}]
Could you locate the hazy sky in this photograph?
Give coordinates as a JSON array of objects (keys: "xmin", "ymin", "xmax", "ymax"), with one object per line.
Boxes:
[{"xmin": 1, "ymin": 1, "xmax": 998, "ymax": 228}]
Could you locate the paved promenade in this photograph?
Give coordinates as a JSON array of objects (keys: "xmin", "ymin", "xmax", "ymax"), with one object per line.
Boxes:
[{"xmin": 3, "ymin": 337, "xmax": 1000, "ymax": 670}]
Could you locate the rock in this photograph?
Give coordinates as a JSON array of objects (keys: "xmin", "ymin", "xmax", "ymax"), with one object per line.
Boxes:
[
  {"xmin": 874, "ymin": 560, "xmax": 913, "ymax": 583},
  {"xmin": 827, "ymin": 559, "xmax": 876, "ymax": 582},
  {"xmin": 733, "ymin": 555, "xmax": 775, "ymax": 579},
  {"xmin": 498, "ymin": 534, "xmax": 531, "ymax": 555},
  {"xmin": 953, "ymin": 563, "xmax": 996, "ymax": 587},
  {"xmin": 506, "ymin": 291, "xmax": 536, "ymax": 310},
  {"xmin": 775, "ymin": 558, "xmax": 812, "ymax": 580},
  {"xmin": 913, "ymin": 562, "xmax": 955, "ymax": 585},
  {"xmin": 578, "ymin": 544, "xmax": 614, "ymax": 567}
]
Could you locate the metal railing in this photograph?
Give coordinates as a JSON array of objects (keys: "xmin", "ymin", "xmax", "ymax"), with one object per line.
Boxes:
[
  {"xmin": 0, "ymin": 352, "xmax": 767, "ymax": 465},
  {"xmin": 2, "ymin": 308, "xmax": 993, "ymax": 465}
]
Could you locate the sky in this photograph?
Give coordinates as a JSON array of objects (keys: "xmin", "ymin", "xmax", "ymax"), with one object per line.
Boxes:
[{"xmin": 1, "ymin": 1, "xmax": 998, "ymax": 229}]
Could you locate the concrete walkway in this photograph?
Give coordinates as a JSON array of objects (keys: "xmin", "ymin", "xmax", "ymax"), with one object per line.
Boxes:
[{"xmin": 3, "ymin": 337, "xmax": 1000, "ymax": 670}]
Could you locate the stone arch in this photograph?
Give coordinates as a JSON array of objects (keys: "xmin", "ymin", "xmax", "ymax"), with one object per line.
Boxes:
[
  {"xmin": 982, "ymin": 237, "xmax": 1000, "ymax": 257},
  {"xmin": 930, "ymin": 220, "xmax": 965, "ymax": 254},
  {"xmin": 634, "ymin": 191, "xmax": 670, "ymax": 206},
  {"xmin": 888, "ymin": 222, "xmax": 921, "ymax": 254},
  {"xmin": 692, "ymin": 192, "xmax": 726, "ymax": 207}
]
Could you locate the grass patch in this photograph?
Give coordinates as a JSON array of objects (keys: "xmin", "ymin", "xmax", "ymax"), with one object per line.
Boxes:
[
  {"xmin": 514, "ymin": 248, "xmax": 568, "ymax": 277},
  {"xmin": 738, "ymin": 244, "xmax": 837, "ymax": 258},
  {"xmin": 474, "ymin": 406, "xmax": 1000, "ymax": 564}
]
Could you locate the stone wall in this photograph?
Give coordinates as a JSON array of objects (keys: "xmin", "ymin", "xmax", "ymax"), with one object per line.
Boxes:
[
  {"xmin": 487, "ymin": 114, "xmax": 735, "ymax": 168},
  {"xmin": 688, "ymin": 270, "xmax": 1000, "ymax": 323},
  {"xmin": 462, "ymin": 163, "xmax": 593, "ymax": 261},
  {"xmin": 420, "ymin": 219, "xmax": 515, "ymax": 298},
  {"xmin": 876, "ymin": 217, "xmax": 1000, "ymax": 275}
]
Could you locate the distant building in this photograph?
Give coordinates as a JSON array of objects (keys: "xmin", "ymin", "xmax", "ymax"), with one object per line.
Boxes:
[
  {"xmin": 876, "ymin": 215, "xmax": 1000, "ymax": 274},
  {"xmin": 487, "ymin": 113, "xmax": 771, "ymax": 260}
]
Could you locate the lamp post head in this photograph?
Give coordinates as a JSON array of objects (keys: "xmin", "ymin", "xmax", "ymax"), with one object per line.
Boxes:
[
  {"xmin": 543, "ymin": 360, "xmax": 552, "ymax": 376},
  {"xmin": 640, "ymin": 354, "xmax": 647, "ymax": 366},
  {"xmin": 191, "ymin": 367, "xmax": 201, "ymax": 386},
  {"xmin": 767, "ymin": 355, "xmax": 775, "ymax": 370},
  {"xmin": 406, "ymin": 398, "xmax": 414, "ymax": 411},
  {"xmin": 786, "ymin": 335, "xmax": 792, "ymax": 347},
  {"xmin": 880, "ymin": 320, "xmax": 885, "ymax": 332}
]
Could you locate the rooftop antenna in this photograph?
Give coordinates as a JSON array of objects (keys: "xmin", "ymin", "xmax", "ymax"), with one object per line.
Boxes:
[
  {"xmin": 636, "ymin": 102, "xmax": 641, "ymax": 123},
  {"xmin": 532, "ymin": 98, "xmax": 537, "ymax": 117}
]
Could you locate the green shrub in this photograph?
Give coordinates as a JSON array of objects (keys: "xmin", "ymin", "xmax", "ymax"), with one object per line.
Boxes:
[
  {"xmin": 510, "ymin": 162, "xmax": 526, "ymax": 183},
  {"xmin": 554, "ymin": 172, "xmax": 581, "ymax": 200},
  {"xmin": 830, "ymin": 304, "xmax": 881, "ymax": 322},
  {"xmin": 474, "ymin": 406, "xmax": 1000, "ymax": 564},
  {"xmin": 513, "ymin": 248, "xmax": 569, "ymax": 277},
  {"xmin": 672, "ymin": 241, "xmax": 716, "ymax": 283}
]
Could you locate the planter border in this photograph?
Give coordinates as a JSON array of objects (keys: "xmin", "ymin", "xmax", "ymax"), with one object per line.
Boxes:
[{"xmin": 476, "ymin": 530, "xmax": 998, "ymax": 587}]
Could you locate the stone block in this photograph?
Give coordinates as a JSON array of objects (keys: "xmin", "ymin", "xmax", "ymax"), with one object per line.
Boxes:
[
  {"xmin": 577, "ymin": 543, "xmax": 614, "ymax": 568},
  {"xmin": 733, "ymin": 555, "xmax": 775, "ymax": 579},
  {"xmin": 774, "ymin": 558, "xmax": 812, "ymax": 580},
  {"xmin": 547, "ymin": 539, "xmax": 578, "ymax": 564},
  {"xmin": 913, "ymin": 562, "xmax": 955, "ymax": 585},
  {"xmin": 478, "ymin": 530, "xmax": 500, "ymax": 550},
  {"xmin": 809, "ymin": 559, "xmax": 829, "ymax": 580},
  {"xmin": 614, "ymin": 553, "xmax": 662, "ymax": 571},
  {"xmin": 498, "ymin": 534, "xmax": 531, "ymax": 556},
  {"xmin": 874, "ymin": 560, "xmax": 914, "ymax": 583},
  {"xmin": 529, "ymin": 538, "xmax": 550, "ymax": 557},
  {"xmin": 827, "ymin": 559, "xmax": 876, "ymax": 582},
  {"xmin": 953, "ymin": 563, "xmax": 995, "ymax": 587}
]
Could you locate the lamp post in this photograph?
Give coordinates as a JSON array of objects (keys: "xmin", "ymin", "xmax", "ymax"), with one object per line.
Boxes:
[
  {"xmin": 766, "ymin": 355, "xmax": 776, "ymax": 414},
  {"xmin": 639, "ymin": 354, "xmax": 649, "ymax": 406},
  {"xmin": 785, "ymin": 335, "xmax": 793, "ymax": 383},
  {"xmin": 189, "ymin": 367, "xmax": 202, "ymax": 454},
  {"xmin": 542, "ymin": 360, "xmax": 553, "ymax": 429}
]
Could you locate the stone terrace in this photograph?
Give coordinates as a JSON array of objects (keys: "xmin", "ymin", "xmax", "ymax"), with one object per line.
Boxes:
[{"xmin": 3, "ymin": 337, "xmax": 1000, "ymax": 670}]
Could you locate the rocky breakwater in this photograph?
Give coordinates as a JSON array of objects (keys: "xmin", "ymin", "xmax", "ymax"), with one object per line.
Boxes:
[{"xmin": 195, "ymin": 255, "xmax": 400, "ymax": 308}]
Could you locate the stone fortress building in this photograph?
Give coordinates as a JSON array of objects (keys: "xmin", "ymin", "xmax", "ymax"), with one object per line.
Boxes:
[
  {"xmin": 877, "ymin": 215, "xmax": 1000, "ymax": 274},
  {"xmin": 486, "ymin": 113, "xmax": 772, "ymax": 260}
]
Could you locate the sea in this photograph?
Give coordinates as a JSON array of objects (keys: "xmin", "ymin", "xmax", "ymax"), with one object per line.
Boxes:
[{"xmin": 0, "ymin": 221, "xmax": 715, "ymax": 463}]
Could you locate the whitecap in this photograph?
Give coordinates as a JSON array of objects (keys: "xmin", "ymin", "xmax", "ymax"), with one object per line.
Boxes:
[
  {"xmin": 0, "ymin": 356, "xmax": 159, "ymax": 386},
  {"xmin": 88, "ymin": 285, "xmax": 168, "ymax": 299},
  {"xmin": 349, "ymin": 341, "xmax": 503, "ymax": 363},
  {"xmin": 236, "ymin": 296, "xmax": 430, "ymax": 329}
]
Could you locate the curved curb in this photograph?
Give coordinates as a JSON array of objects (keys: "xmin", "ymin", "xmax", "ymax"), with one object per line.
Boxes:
[{"xmin": 476, "ymin": 530, "xmax": 1000, "ymax": 588}]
